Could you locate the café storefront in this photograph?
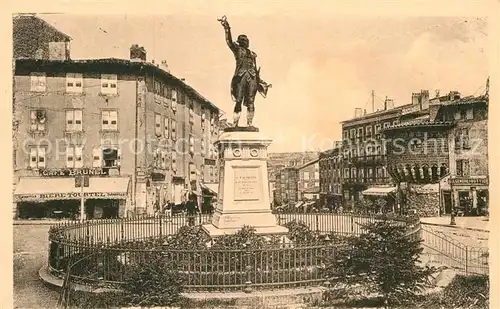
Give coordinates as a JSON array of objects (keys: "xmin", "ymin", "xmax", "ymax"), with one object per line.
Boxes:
[
  {"xmin": 13, "ymin": 168, "xmax": 131, "ymax": 219},
  {"xmin": 450, "ymin": 177, "xmax": 489, "ymax": 216}
]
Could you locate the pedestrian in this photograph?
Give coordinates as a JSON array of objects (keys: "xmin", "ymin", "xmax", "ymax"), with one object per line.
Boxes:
[
  {"xmin": 186, "ymin": 191, "xmax": 198, "ymax": 226},
  {"xmin": 164, "ymin": 200, "xmax": 172, "ymax": 219}
]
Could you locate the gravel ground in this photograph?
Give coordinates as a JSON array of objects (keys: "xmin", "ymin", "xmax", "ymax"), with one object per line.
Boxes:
[{"xmin": 13, "ymin": 225, "xmax": 59, "ymax": 309}]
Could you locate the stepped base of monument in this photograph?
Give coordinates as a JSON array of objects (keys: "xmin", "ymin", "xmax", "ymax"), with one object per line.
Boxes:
[{"xmin": 201, "ymin": 223, "xmax": 289, "ymax": 238}]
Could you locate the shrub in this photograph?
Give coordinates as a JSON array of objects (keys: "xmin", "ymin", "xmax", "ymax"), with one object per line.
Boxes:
[
  {"xmin": 121, "ymin": 253, "xmax": 184, "ymax": 307},
  {"xmin": 441, "ymin": 274, "xmax": 489, "ymax": 308},
  {"xmin": 327, "ymin": 220, "xmax": 434, "ymax": 308}
]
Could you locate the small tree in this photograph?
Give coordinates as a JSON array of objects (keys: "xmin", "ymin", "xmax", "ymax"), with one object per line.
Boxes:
[{"xmin": 327, "ymin": 220, "xmax": 433, "ymax": 308}]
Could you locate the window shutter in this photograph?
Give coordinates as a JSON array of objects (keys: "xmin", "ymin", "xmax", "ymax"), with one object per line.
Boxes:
[
  {"xmin": 75, "ymin": 110, "xmax": 83, "ymax": 131},
  {"xmin": 93, "ymin": 148, "xmax": 101, "ymax": 167},
  {"xmin": 171, "ymin": 152, "xmax": 177, "ymax": 170},
  {"xmin": 66, "ymin": 146, "xmax": 74, "ymax": 168},
  {"xmin": 66, "ymin": 110, "xmax": 73, "ymax": 131},
  {"xmin": 161, "ymin": 151, "xmax": 166, "ymax": 169},
  {"xmin": 38, "ymin": 148, "xmax": 46, "ymax": 168},
  {"xmin": 29, "ymin": 148, "xmax": 38, "ymax": 168},
  {"xmin": 109, "ymin": 111, "xmax": 118, "ymax": 130},
  {"xmin": 74, "ymin": 146, "xmax": 83, "ymax": 168},
  {"xmin": 102, "ymin": 111, "xmax": 109, "ymax": 130},
  {"xmin": 164, "ymin": 117, "xmax": 169, "ymax": 138},
  {"xmin": 117, "ymin": 148, "xmax": 122, "ymax": 167}
]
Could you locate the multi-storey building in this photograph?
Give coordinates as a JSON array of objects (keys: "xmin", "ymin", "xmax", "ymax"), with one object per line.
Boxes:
[
  {"xmin": 12, "ymin": 46, "xmax": 221, "ymax": 219},
  {"xmin": 340, "ymin": 91, "xmax": 434, "ymax": 206},
  {"xmin": 319, "ymin": 146, "xmax": 343, "ymax": 210},
  {"xmin": 268, "ymin": 151, "xmax": 318, "ymax": 206},
  {"xmin": 274, "ymin": 167, "xmax": 299, "ymax": 206},
  {"xmin": 383, "ymin": 90, "xmax": 488, "ymax": 217},
  {"xmin": 297, "ymin": 159, "xmax": 320, "ymax": 200}
]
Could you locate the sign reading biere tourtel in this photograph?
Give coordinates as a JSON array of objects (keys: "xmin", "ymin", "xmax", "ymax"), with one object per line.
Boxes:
[{"xmin": 37, "ymin": 168, "xmax": 109, "ymax": 177}]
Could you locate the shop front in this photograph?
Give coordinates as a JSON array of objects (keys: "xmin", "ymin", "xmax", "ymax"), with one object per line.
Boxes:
[
  {"xmin": 14, "ymin": 172, "xmax": 130, "ymax": 219},
  {"xmin": 450, "ymin": 177, "xmax": 489, "ymax": 216}
]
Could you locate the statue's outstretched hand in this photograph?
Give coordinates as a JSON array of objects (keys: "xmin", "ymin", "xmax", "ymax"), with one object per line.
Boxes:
[{"xmin": 218, "ymin": 16, "xmax": 230, "ymax": 29}]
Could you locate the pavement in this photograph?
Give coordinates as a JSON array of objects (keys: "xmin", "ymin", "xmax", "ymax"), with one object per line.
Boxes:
[{"xmin": 420, "ymin": 215, "xmax": 490, "ymax": 232}]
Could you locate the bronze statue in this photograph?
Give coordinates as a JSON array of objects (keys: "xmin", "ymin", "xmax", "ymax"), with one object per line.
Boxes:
[{"xmin": 218, "ymin": 16, "xmax": 271, "ymax": 127}]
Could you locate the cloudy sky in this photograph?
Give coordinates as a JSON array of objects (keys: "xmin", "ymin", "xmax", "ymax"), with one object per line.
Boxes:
[{"xmin": 37, "ymin": 12, "xmax": 488, "ymax": 152}]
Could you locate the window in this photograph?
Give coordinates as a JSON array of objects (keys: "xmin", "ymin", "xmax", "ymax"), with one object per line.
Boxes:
[
  {"xmin": 455, "ymin": 128, "xmax": 470, "ymax": 150},
  {"xmin": 29, "ymin": 110, "xmax": 46, "ymax": 132},
  {"xmin": 365, "ymin": 126, "xmax": 372, "ymax": 137},
  {"xmin": 303, "ymin": 182, "xmax": 308, "ymax": 189},
  {"xmin": 466, "ymin": 108, "xmax": 474, "ymax": 120},
  {"xmin": 349, "ymin": 129, "xmax": 356, "ymax": 139},
  {"xmin": 101, "ymin": 147, "xmax": 121, "ymax": 168},
  {"xmin": 357, "ymin": 127, "xmax": 363, "ymax": 137},
  {"xmin": 314, "ymin": 181, "xmax": 319, "ymax": 187},
  {"xmin": 154, "ymin": 114, "xmax": 162, "ymax": 137},
  {"xmin": 367, "ymin": 168, "xmax": 373, "ymax": 179},
  {"xmin": 189, "ymin": 135, "xmax": 195, "ymax": 154},
  {"xmin": 171, "ymin": 119, "xmax": 177, "ymax": 140},
  {"xmin": 30, "ymin": 73, "xmax": 46, "ymax": 92},
  {"xmin": 100, "ymin": 74, "xmax": 117, "ymax": 95},
  {"xmin": 93, "ymin": 148, "xmax": 102, "ymax": 167},
  {"xmin": 343, "ymin": 130, "xmax": 349, "ymax": 140},
  {"xmin": 189, "ymin": 104, "xmax": 195, "ymax": 124},
  {"xmin": 29, "ymin": 147, "xmax": 46, "ymax": 168},
  {"xmin": 66, "ymin": 146, "xmax": 83, "ymax": 168},
  {"xmin": 460, "ymin": 109, "xmax": 467, "ymax": 119},
  {"xmin": 101, "ymin": 110, "xmax": 118, "ymax": 131},
  {"xmin": 66, "ymin": 73, "xmax": 83, "ymax": 93},
  {"xmin": 164, "ymin": 86, "xmax": 172, "ymax": 99},
  {"xmin": 383, "ymin": 122, "xmax": 391, "ymax": 128},
  {"xmin": 314, "ymin": 171, "xmax": 319, "ymax": 180},
  {"xmin": 164, "ymin": 117, "xmax": 169, "ymax": 138},
  {"xmin": 201, "ymin": 139, "xmax": 206, "ymax": 156},
  {"xmin": 456, "ymin": 159, "xmax": 470, "ymax": 177},
  {"xmin": 171, "ymin": 89, "xmax": 177, "ymax": 111},
  {"xmin": 351, "ymin": 168, "xmax": 357, "ymax": 179},
  {"xmin": 171, "ymin": 151, "xmax": 177, "ymax": 170},
  {"xmin": 303, "ymin": 171, "xmax": 310, "ymax": 180},
  {"xmin": 154, "ymin": 80, "xmax": 162, "ymax": 104},
  {"xmin": 65, "ymin": 110, "xmax": 83, "ymax": 132},
  {"xmin": 375, "ymin": 124, "xmax": 382, "ymax": 134}
]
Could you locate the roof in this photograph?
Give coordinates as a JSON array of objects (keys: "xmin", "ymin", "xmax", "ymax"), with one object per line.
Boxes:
[
  {"xmin": 441, "ymin": 95, "xmax": 488, "ymax": 106},
  {"xmin": 15, "ymin": 58, "xmax": 221, "ymax": 113},
  {"xmin": 299, "ymin": 158, "xmax": 319, "ymax": 169},
  {"xmin": 382, "ymin": 120, "xmax": 455, "ymax": 132},
  {"xmin": 340, "ymin": 105, "xmax": 405, "ymax": 124},
  {"xmin": 13, "ymin": 14, "xmax": 71, "ymax": 41}
]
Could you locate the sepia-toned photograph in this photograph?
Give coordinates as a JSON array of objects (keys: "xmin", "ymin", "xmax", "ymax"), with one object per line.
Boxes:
[{"xmin": 11, "ymin": 5, "xmax": 493, "ymax": 309}]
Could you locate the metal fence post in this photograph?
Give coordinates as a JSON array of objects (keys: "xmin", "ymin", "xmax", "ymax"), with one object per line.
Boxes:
[{"xmin": 465, "ymin": 246, "xmax": 469, "ymax": 275}]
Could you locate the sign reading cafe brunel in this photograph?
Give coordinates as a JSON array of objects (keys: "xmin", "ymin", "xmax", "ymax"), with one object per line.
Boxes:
[{"xmin": 37, "ymin": 168, "xmax": 109, "ymax": 177}]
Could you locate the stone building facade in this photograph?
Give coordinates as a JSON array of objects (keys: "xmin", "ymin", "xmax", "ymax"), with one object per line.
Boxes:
[
  {"xmin": 297, "ymin": 159, "xmax": 320, "ymax": 200},
  {"xmin": 274, "ymin": 167, "xmax": 299, "ymax": 206},
  {"xmin": 13, "ymin": 49, "xmax": 221, "ymax": 219},
  {"xmin": 319, "ymin": 146, "xmax": 343, "ymax": 210}
]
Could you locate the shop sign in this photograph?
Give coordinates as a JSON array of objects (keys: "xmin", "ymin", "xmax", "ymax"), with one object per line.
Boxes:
[
  {"xmin": 37, "ymin": 168, "xmax": 108, "ymax": 177},
  {"xmin": 15, "ymin": 191, "xmax": 127, "ymax": 202},
  {"xmin": 450, "ymin": 177, "xmax": 489, "ymax": 186}
]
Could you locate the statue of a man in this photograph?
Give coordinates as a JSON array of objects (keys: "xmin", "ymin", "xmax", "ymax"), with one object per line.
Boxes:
[{"xmin": 219, "ymin": 16, "xmax": 271, "ymax": 127}]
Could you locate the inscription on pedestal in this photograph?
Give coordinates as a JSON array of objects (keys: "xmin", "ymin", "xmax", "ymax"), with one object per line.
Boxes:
[{"xmin": 234, "ymin": 167, "xmax": 261, "ymax": 201}]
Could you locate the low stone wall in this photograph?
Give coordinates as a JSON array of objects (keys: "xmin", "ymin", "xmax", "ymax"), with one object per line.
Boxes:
[{"xmin": 407, "ymin": 191, "xmax": 440, "ymax": 217}]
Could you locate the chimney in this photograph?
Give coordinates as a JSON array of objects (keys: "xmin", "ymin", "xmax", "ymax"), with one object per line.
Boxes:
[
  {"xmin": 354, "ymin": 108, "xmax": 363, "ymax": 118},
  {"xmin": 411, "ymin": 92, "xmax": 420, "ymax": 105},
  {"xmin": 384, "ymin": 97, "xmax": 394, "ymax": 110},
  {"xmin": 449, "ymin": 91, "xmax": 461, "ymax": 101},
  {"xmin": 421, "ymin": 90, "xmax": 430, "ymax": 109},
  {"xmin": 435, "ymin": 90, "xmax": 440, "ymax": 98},
  {"xmin": 130, "ymin": 44, "xmax": 146, "ymax": 62},
  {"xmin": 160, "ymin": 60, "xmax": 170, "ymax": 73}
]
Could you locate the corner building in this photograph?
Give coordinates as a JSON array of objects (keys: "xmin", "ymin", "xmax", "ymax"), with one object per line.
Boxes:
[{"xmin": 13, "ymin": 48, "xmax": 221, "ymax": 219}]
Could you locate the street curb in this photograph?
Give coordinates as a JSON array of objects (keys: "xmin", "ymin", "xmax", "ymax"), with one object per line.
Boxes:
[
  {"xmin": 14, "ymin": 220, "xmax": 69, "ymax": 226},
  {"xmin": 420, "ymin": 221, "xmax": 489, "ymax": 233},
  {"xmin": 38, "ymin": 266, "xmax": 325, "ymax": 301}
]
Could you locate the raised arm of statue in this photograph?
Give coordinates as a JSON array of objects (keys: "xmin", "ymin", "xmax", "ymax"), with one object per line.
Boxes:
[{"xmin": 219, "ymin": 16, "xmax": 237, "ymax": 52}]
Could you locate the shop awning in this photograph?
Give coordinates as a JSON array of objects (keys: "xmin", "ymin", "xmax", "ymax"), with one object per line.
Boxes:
[
  {"xmin": 14, "ymin": 177, "xmax": 130, "ymax": 202},
  {"xmin": 362, "ymin": 187, "xmax": 397, "ymax": 197},
  {"xmin": 201, "ymin": 183, "xmax": 218, "ymax": 196}
]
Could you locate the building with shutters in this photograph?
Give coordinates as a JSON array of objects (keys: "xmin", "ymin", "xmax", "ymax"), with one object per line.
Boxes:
[
  {"xmin": 318, "ymin": 146, "xmax": 343, "ymax": 210},
  {"xmin": 383, "ymin": 91, "xmax": 488, "ymax": 217},
  {"xmin": 13, "ymin": 46, "xmax": 222, "ymax": 219}
]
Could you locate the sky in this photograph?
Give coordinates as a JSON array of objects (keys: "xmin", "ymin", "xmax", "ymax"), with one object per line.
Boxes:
[{"xmin": 37, "ymin": 13, "xmax": 488, "ymax": 152}]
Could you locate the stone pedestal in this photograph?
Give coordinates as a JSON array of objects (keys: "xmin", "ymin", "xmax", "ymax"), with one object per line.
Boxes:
[{"xmin": 202, "ymin": 127, "xmax": 288, "ymax": 237}]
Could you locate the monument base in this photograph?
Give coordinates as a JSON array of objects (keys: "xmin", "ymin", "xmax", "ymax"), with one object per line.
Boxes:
[{"xmin": 202, "ymin": 223, "xmax": 289, "ymax": 238}]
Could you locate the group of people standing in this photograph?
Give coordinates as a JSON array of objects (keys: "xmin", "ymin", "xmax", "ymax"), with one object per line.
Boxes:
[{"xmin": 154, "ymin": 189, "xmax": 201, "ymax": 226}]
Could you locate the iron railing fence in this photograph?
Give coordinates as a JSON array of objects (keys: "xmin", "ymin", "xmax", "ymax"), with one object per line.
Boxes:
[
  {"xmin": 46, "ymin": 212, "xmax": 430, "ymax": 292},
  {"xmin": 420, "ymin": 226, "xmax": 489, "ymax": 275}
]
